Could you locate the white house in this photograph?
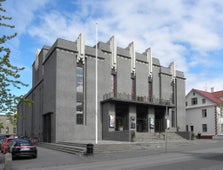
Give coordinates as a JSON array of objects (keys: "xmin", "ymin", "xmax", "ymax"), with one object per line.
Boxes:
[{"xmin": 186, "ymin": 89, "xmax": 223, "ymax": 139}]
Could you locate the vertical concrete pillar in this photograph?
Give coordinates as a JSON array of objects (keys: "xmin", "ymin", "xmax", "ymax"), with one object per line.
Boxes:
[
  {"xmin": 169, "ymin": 108, "xmax": 173, "ymax": 129},
  {"xmin": 108, "ymin": 103, "xmax": 116, "ymax": 132},
  {"xmin": 129, "ymin": 105, "xmax": 136, "ymax": 131}
]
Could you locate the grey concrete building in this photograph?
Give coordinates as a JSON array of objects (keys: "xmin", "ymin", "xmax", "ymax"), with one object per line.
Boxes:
[{"xmin": 17, "ymin": 34, "xmax": 186, "ymax": 143}]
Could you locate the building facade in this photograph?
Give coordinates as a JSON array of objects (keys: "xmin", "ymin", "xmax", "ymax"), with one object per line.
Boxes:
[
  {"xmin": 186, "ymin": 89, "xmax": 223, "ymax": 139},
  {"xmin": 17, "ymin": 34, "xmax": 186, "ymax": 143}
]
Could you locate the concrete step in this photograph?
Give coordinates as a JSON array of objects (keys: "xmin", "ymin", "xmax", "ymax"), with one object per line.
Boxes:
[
  {"xmin": 135, "ymin": 132, "xmax": 187, "ymax": 142},
  {"xmin": 135, "ymin": 133, "xmax": 164, "ymax": 142},
  {"xmin": 165, "ymin": 132, "xmax": 187, "ymax": 140},
  {"xmin": 39, "ymin": 142, "xmax": 160, "ymax": 154},
  {"xmin": 39, "ymin": 134, "xmax": 188, "ymax": 155},
  {"xmin": 57, "ymin": 141, "xmax": 87, "ymax": 148},
  {"xmin": 94, "ymin": 142, "xmax": 172, "ymax": 154},
  {"xmin": 94, "ymin": 144, "xmax": 134, "ymax": 153},
  {"xmin": 38, "ymin": 142, "xmax": 86, "ymax": 155}
]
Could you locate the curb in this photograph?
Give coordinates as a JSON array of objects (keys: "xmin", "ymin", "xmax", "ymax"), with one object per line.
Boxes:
[{"xmin": 4, "ymin": 153, "xmax": 12, "ymax": 170}]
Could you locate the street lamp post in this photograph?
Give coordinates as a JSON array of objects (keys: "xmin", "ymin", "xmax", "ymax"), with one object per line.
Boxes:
[
  {"xmin": 95, "ymin": 23, "xmax": 98, "ymax": 144},
  {"xmin": 165, "ymin": 104, "xmax": 168, "ymax": 153}
]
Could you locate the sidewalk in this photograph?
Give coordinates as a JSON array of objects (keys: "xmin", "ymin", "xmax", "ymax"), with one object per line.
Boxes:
[
  {"xmin": 63, "ymin": 139, "xmax": 219, "ymax": 154},
  {"xmin": 65, "ymin": 138, "xmax": 218, "ymax": 145},
  {"xmin": 15, "ymin": 139, "xmax": 223, "ymax": 170},
  {"xmin": 0, "ymin": 153, "xmax": 13, "ymax": 170},
  {"xmin": 0, "ymin": 153, "xmax": 4, "ymax": 170}
]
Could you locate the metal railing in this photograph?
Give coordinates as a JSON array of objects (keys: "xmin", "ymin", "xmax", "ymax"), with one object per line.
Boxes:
[{"xmin": 103, "ymin": 92, "xmax": 171, "ymax": 106}]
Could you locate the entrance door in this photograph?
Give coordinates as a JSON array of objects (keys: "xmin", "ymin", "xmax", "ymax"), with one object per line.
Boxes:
[
  {"xmin": 136, "ymin": 106, "xmax": 148, "ymax": 132},
  {"xmin": 155, "ymin": 108, "xmax": 165, "ymax": 132},
  {"xmin": 43, "ymin": 113, "xmax": 52, "ymax": 143},
  {"xmin": 115, "ymin": 104, "xmax": 129, "ymax": 131},
  {"xmin": 190, "ymin": 125, "xmax": 194, "ymax": 132}
]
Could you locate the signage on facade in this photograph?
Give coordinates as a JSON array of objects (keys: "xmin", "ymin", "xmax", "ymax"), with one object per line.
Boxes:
[
  {"xmin": 150, "ymin": 117, "xmax": 154, "ymax": 129},
  {"xmin": 130, "ymin": 116, "xmax": 136, "ymax": 129},
  {"xmin": 109, "ymin": 115, "xmax": 115, "ymax": 128}
]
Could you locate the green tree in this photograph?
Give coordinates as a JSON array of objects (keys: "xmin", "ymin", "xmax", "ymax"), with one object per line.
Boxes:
[{"xmin": 0, "ymin": 0, "xmax": 29, "ymax": 128}]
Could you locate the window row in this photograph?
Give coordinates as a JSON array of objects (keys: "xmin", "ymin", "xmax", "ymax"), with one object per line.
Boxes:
[
  {"xmin": 187, "ymin": 124, "xmax": 207, "ymax": 132},
  {"xmin": 186, "ymin": 97, "xmax": 206, "ymax": 106}
]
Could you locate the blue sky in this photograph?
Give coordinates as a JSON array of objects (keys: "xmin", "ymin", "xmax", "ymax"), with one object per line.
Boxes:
[{"xmin": 2, "ymin": 0, "xmax": 223, "ymax": 95}]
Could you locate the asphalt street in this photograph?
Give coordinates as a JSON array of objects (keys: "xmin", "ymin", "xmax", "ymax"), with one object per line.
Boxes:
[{"xmin": 4, "ymin": 140, "xmax": 223, "ymax": 170}]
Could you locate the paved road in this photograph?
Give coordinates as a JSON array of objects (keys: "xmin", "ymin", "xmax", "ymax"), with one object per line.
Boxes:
[{"xmin": 8, "ymin": 140, "xmax": 223, "ymax": 170}]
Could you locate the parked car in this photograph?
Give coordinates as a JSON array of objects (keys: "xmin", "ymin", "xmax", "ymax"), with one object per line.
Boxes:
[
  {"xmin": 10, "ymin": 139, "xmax": 37, "ymax": 160},
  {"xmin": 30, "ymin": 137, "xmax": 39, "ymax": 145},
  {"xmin": 0, "ymin": 135, "xmax": 7, "ymax": 140},
  {"xmin": 0, "ymin": 138, "xmax": 5, "ymax": 151},
  {"xmin": 1, "ymin": 137, "xmax": 14, "ymax": 154}
]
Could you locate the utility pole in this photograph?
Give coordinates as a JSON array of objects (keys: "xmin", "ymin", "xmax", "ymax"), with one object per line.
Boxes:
[{"xmin": 95, "ymin": 23, "xmax": 98, "ymax": 144}]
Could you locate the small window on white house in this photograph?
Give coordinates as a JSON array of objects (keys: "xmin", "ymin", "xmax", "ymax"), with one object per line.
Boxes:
[
  {"xmin": 6, "ymin": 127, "xmax": 9, "ymax": 134},
  {"xmin": 13, "ymin": 127, "xmax": 16, "ymax": 134},
  {"xmin": 202, "ymin": 109, "xmax": 207, "ymax": 117},
  {"xmin": 202, "ymin": 98, "xmax": 206, "ymax": 104},
  {"xmin": 220, "ymin": 107, "xmax": 223, "ymax": 117},
  {"xmin": 202, "ymin": 124, "xmax": 207, "ymax": 132},
  {"xmin": 191, "ymin": 97, "xmax": 197, "ymax": 105},
  {"xmin": 221, "ymin": 124, "xmax": 223, "ymax": 132}
]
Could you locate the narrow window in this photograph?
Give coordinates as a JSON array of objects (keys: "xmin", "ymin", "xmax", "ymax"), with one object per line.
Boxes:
[
  {"xmin": 202, "ymin": 98, "xmax": 206, "ymax": 104},
  {"xmin": 76, "ymin": 63, "xmax": 84, "ymax": 125},
  {"xmin": 13, "ymin": 127, "xmax": 16, "ymax": 134},
  {"xmin": 190, "ymin": 125, "xmax": 194, "ymax": 132},
  {"xmin": 6, "ymin": 127, "xmax": 9, "ymax": 134},
  {"xmin": 221, "ymin": 124, "xmax": 223, "ymax": 132},
  {"xmin": 131, "ymin": 75, "xmax": 136, "ymax": 100},
  {"xmin": 220, "ymin": 107, "xmax": 223, "ymax": 117},
  {"xmin": 171, "ymin": 80, "xmax": 175, "ymax": 104},
  {"xmin": 202, "ymin": 124, "xmax": 207, "ymax": 132},
  {"xmin": 148, "ymin": 78, "xmax": 152, "ymax": 102},
  {"xmin": 112, "ymin": 74, "xmax": 117, "ymax": 97},
  {"xmin": 202, "ymin": 109, "xmax": 207, "ymax": 118}
]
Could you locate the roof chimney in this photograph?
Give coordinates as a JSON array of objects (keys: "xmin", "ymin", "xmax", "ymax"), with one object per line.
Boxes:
[{"xmin": 211, "ymin": 87, "xmax": 214, "ymax": 93}]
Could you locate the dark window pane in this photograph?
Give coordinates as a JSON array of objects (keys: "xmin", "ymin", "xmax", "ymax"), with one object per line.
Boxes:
[
  {"xmin": 191, "ymin": 98, "xmax": 197, "ymax": 105},
  {"xmin": 76, "ymin": 114, "xmax": 83, "ymax": 124}
]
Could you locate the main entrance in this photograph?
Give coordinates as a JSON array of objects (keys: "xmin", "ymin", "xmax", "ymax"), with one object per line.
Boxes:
[
  {"xmin": 155, "ymin": 108, "xmax": 166, "ymax": 132},
  {"xmin": 43, "ymin": 112, "xmax": 52, "ymax": 143},
  {"xmin": 115, "ymin": 104, "xmax": 129, "ymax": 131},
  {"xmin": 136, "ymin": 106, "xmax": 148, "ymax": 132}
]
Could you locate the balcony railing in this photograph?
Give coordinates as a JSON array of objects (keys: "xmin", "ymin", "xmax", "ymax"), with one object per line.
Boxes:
[{"xmin": 103, "ymin": 92, "xmax": 171, "ymax": 106}]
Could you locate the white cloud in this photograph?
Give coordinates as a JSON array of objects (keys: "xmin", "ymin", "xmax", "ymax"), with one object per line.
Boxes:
[
  {"xmin": 186, "ymin": 72, "xmax": 223, "ymax": 94},
  {"xmin": 5, "ymin": 0, "xmax": 51, "ymax": 34},
  {"xmin": 3, "ymin": 0, "xmax": 52, "ymax": 63},
  {"xmin": 5, "ymin": 0, "xmax": 223, "ymax": 94}
]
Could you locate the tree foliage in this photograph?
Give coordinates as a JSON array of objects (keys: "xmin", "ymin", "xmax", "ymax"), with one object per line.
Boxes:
[{"xmin": 0, "ymin": 0, "xmax": 29, "ymax": 128}]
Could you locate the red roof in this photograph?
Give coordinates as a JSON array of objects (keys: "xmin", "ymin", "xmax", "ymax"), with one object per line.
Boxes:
[
  {"xmin": 194, "ymin": 89, "xmax": 222, "ymax": 104},
  {"xmin": 212, "ymin": 90, "xmax": 223, "ymax": 98}
]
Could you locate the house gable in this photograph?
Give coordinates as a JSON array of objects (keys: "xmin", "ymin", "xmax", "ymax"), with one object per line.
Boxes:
[
  {"xmin": 195, "ymin": 89, "xmax": 222, "ymax": 105},
  {"xmin": 186, "ymin": 89, "xmax": 217, "ymax": 108}
]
